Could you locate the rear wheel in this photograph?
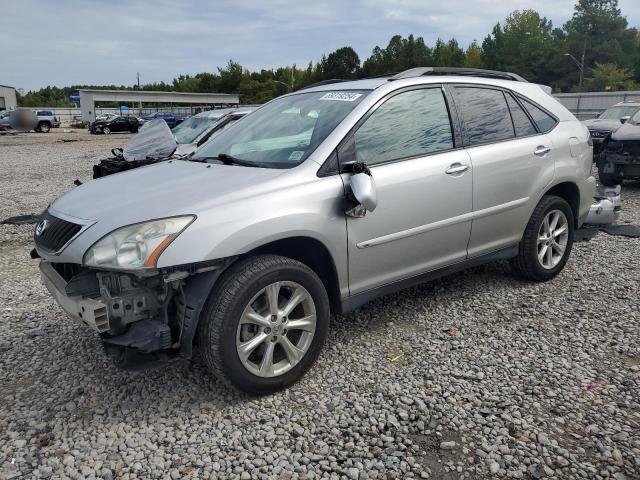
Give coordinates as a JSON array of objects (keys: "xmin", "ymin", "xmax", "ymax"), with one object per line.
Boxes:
[
  {"xmin": 511, "ymin": 195, "xmax": 574, "ymax": 282},
  {"xmin": 198, "ymin": 255, "xmax": 330, "ymax": 394}
]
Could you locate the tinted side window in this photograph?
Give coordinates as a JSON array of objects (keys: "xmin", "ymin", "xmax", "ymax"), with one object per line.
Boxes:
[
  {"xmin": 520, "ymin": 98, "xmax": 557, "ymax": 133},
  {"xmin": 456, "ymin": 87, "xmax": 514, "ymax": 145},
  {"xmin": 353, "ymin": 88, "xmax": 453, "ymax": 165},
  {"xmin": 505, "ymin": 93, "xmax": 537, "ymax": 136}
]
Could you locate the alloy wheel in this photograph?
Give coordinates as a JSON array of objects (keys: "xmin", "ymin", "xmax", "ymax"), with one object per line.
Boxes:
[
  {"xmin": 537, "ymin": 209, "xmax": 569, "ymax": 269},
  {"xmin": 236, "ymin": 281, "xmax": 316, "ymax": 378}
]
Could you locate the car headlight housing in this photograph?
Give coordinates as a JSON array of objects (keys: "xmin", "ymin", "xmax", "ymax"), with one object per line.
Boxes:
[{"xmin": 83, "ymin": 216, "xmax": 195, "ymax": 269}]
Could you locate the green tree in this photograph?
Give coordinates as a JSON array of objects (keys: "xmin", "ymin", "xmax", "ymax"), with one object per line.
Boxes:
[
  {"xmin": 361, "ymin": 34, "xmax": 431, "ymax": 76},
  {"xmin": 324, "ymin": 47, "xmax": 360, "ymax": 79},
  {"xmin": 482, "ymin": 10, "xmax": 555, "ymax": 83},
  {"xmin": 432, "ymin": 38, "xmax": 464, "ymax": 67},
  {"xmin": 464, "ymin": 40, "xmax": 484, "ymax": 68},
  {"xmin": 562, "ymin": 0, "xmax": 639, "ymax": 88},
  {"xmin": 583, "ymin": 62, "xmax": 638, "ymax": 90}
]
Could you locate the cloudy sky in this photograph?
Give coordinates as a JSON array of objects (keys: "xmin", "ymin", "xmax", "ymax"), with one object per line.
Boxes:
[{"xmin": 2, "ymin": 0, "xmax": 639, "ymax": 91}]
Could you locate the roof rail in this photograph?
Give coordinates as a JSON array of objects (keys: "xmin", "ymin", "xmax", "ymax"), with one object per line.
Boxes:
[
  {"xmin": 298, "ymin": 79, "xmax": 348, "ymax": 91},
  {"xmin": 389, "ymin": 67, "xmax": 527, "ymax": 83}
]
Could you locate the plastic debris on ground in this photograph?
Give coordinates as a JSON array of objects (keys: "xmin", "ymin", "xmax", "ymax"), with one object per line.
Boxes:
[{"xmin": 1, "ymin": 214, "xmax": 40, "ymax": 225}]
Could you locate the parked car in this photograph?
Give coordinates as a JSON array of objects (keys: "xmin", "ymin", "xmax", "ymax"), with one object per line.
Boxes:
[
  {"xmin": 141, "ymin": 111, "xmax": 187, "ymax": 128},
  {"xmin": 35, "ymin": 67, "xmax": 595, "ymax": 394},
  {"xmin": 90, "ymin": 115, "xmax": 140, "ymax": 134},
  {"xmin": 33, "ymin": 110, "xmax": 61, "ymax": 133},
  {"xmin": 597, "ymin": 107, "xmax": 640, "ymax": 185},
  {"xmin": 171, "ymin": 107, "xmax": 257, "ymax": 158},
  {"xmin": 0, "ymin": 109, "xmax": 11, "ymax": 128},
  {"xmin": 583, "ymin": 101, "xmax": 640, "ymax": 156}
]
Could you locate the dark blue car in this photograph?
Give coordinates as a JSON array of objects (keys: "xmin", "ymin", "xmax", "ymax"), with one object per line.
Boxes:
[{"xmin": 141, "ymin": 111, "xmax": 188, "ymax": 128}]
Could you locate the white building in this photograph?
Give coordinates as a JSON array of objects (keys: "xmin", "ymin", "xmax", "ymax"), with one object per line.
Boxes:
[{"xmin": 0, "ymin": 85, "xmax": 17, "ymax": 111}]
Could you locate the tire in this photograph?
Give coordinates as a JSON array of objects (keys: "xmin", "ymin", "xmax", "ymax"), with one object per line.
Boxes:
[
  {"xmin": 597, "ymin": 162, "xmax": 622, "ymax": 186},
  {"xmin": 102, "ymin": 127, "xmax": 111, "ymax": 134},
  {"xmin": 130, "ymin": 127, "xmax": 138, "ymax": 133},
  {"xmin": 198, "ymin": 255, "xmax": 330, "ymax": 394},
  {"xmin": 511, "ymin": 195, "xmax": 574, "ymax": 282},
  {"xmin": 37, "ymin": 122, "xmax": 50, "ymax": 133}
]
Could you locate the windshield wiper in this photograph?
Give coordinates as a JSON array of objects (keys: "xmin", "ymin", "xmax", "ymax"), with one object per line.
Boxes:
[
  {"xmin": 189, "ymin": 154, "xmax": 257, "ymax": 167},
  {"xmin": 216, "ymin": 153, "xmax": 256, "ymax": 167}
]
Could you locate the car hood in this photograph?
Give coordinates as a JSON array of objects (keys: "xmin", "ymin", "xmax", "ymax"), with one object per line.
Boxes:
[
  {"xmin": 610, "ymin": 122, "xmax": 640, "ymax": 141},
  {"xmin": 50, "ymin": 160, "xmax": 289, "ymax": 224},
  {"xmin": 582, "ymin": 119, "xmax": 625, "ymax": 132}
]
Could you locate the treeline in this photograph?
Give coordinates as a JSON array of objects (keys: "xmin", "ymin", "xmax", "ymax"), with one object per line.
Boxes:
[{"xmin": 18, "ymin": 0, "xmax": 640, "ymax": 107}]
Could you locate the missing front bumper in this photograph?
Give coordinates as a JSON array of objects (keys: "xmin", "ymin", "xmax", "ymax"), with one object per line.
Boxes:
[{"xmin": 40, "ymin": 261, "xmax": 109, "ymax": 332}]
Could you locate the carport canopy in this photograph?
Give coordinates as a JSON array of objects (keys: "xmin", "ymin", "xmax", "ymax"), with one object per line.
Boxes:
[{"xmin": 79, "ymin": 89, "xmax": 240, "ymax": 121}]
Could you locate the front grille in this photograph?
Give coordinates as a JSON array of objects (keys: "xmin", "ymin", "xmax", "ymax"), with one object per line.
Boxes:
[
  {"xmin": 589, "ymin": 129, "xmax": 611, "ymax": 139},
  {"xmin": 34, "ymin": 211, "xmax": 82, "ymax": 252}
]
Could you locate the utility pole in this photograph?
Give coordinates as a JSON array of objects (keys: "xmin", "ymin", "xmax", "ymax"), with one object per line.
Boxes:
[
  {"xmin": 291, "ymin": 64, "xmax": 295, "ymax": 91},
  {"xmin": 579, "ymin": 38, "xmax": 586, "ymax": 91},
  {"xmin": 564, "ymin": 52, "xmax": 584, "ymax": 91},
  {"xmin": 136, "ymin": 72, "xmax": 142, "ymax": 115}
]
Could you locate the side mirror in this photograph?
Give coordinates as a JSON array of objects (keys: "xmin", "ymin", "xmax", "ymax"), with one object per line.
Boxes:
[
  {"xmin": 620, "ymin": 115, "xmax": 630, "ymax": 124},
  {"xmin": 347, "ymin": 171, "xmax": 377, "ymax": 217}
]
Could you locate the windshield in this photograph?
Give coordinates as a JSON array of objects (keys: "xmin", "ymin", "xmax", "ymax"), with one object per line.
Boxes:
[
  {"xmin": 599, "ymin": 105, "xmax": 639, "ymax": 120},
  {"xmin": 172, "ymin": 116, "xmax": 221, "ymax": 144},
  {"xmin": 192, "ymin": 90, "xmax": 369, "ymax": 168}
]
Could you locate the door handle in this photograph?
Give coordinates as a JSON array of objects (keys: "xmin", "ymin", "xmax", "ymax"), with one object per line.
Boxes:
[
  {"xmin": 534, "ymin": 146, "xmax": 551, "ymax": 157},
  {"xmin": 445, "ymin": 163, "xmax": 470, "ymax": 175}
]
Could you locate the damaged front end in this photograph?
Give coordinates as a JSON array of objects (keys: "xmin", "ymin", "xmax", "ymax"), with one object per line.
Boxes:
[
  {"xmin": 93, "ymin": 119, "xmax": 178, "ymax": 179},
  {"xmin": 597, "ymin": 122, "xmax": 640, "ymax": 185},
  {"xmin": 39, "ymin": 258, "xmax": 232, "ymax": 368}
]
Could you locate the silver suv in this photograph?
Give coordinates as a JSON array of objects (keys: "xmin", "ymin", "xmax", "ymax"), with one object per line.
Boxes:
[{"xmin": 35, "ymin": 67, "xmax": 595, "ymax": 394}]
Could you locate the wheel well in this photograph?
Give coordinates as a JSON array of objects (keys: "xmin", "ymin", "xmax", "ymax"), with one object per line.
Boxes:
[
  {"xmin": 38, "ymin": 120, "xmax": 51, "ymax": 126},
  {"xmin": 545, "ymin": 182, "xmax": 580, "ymax": 226},
  {"xmin": 245, "ymin": 237, "xmax": 341, "ymax": 313}
]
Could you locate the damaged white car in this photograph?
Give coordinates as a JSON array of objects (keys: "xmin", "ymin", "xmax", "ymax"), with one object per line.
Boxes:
[{"xmin": 35, "ymin": 67, "xmax": 596, "ymax": 394}]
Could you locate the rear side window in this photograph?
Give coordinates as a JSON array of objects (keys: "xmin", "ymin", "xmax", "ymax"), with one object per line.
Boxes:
[
  {"xmin": 520, "ymin": 98, "xmax": 557, "ymax": 133},
  {"xmin": 456, "ymin": 87, "xmax": 514, "ymax": 146},
  {"xmin": 352, "ymin": 88, "xmax": 453, "ymax": 165},
  {"xmin": 505, "ymin": 94, "xmax": 537, "ymax": 137}
]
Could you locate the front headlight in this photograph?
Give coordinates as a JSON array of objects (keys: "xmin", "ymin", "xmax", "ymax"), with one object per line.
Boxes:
[{"xmin": 83, "ymin": 216, "xmax": 195, "ymax": 269}]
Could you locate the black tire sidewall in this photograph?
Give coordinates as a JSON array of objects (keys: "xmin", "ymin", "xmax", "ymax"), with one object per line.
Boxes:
[
  {"xmin": 526, "ymin": 197, "xmax": 574, "ymax": 280},
  {"xmin": 203, "ymin": 258, "xmax": 330, "ymax": 394}
]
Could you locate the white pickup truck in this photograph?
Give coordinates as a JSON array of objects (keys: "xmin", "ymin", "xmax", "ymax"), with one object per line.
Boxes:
[{"xmin": 33, "ymin": 110, "xmax": 61, "ymax": 132}]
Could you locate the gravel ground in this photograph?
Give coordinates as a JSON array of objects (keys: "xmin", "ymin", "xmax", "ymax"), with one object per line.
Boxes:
[{"xmin": 0, "ymin": 130, "xmax": 639, "ymax": 480}]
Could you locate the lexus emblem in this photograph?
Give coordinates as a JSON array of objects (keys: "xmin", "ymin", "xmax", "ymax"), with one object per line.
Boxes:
[{"xmin": 35, "ymin": 219, "xmax": 49, "ymax": 236}]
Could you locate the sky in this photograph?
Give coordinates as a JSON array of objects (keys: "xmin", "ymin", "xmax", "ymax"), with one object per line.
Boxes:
[{"xmin": 1, "ymin": 0, "xmax": 639, "ymax": 92}]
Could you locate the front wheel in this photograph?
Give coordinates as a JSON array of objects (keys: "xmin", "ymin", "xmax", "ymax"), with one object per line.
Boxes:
[
  {"xmin": 37, "ymin": 122, "xmax": 51, "ymax": 133},
  {"xmin": 511, "ymin": 195, "xmax": 574, "ymax": 282},
  {"xmin": 102, "ymin": 127, "xmax": 111, "ymax": 134},
  {"xmin": 198, "ymin": 255, "xmax": 330, "ymax": 394}
]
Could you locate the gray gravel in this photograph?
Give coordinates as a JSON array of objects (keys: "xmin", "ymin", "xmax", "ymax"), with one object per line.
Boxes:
[{"xmin": 1, "ymin": 130, "xmax": 639, "ymax": 479}]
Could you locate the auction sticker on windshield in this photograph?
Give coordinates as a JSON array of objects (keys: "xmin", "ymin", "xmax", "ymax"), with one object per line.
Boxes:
[{"xmin": 319, "ymin": 92, "xmax": 363, "ymax": 102}]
